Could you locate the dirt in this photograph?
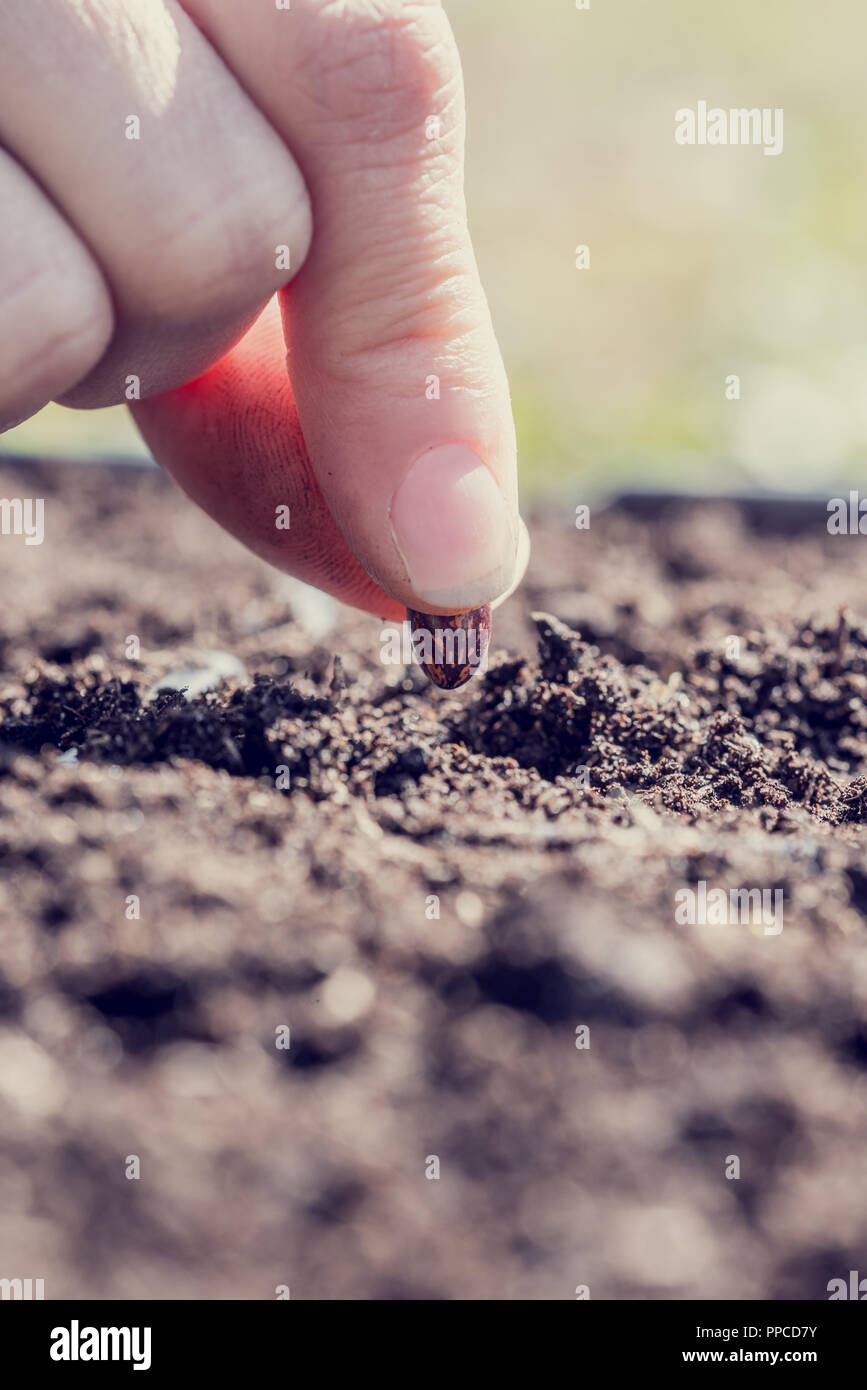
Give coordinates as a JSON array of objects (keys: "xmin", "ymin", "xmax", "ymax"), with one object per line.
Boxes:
[{"xmin": 0, "ymin": 457, "xmax": 866, "ymax": 1301}]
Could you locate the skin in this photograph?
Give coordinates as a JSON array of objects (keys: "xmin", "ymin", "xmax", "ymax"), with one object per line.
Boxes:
[{"xmin": 0, "ymin": 0, "xmax": 520, "ymax": 622}]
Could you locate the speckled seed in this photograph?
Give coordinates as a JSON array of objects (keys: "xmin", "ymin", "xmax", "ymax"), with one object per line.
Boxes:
[{"xmin": 407, "ymin": 606, "xmax": 491, "ymax": 690}]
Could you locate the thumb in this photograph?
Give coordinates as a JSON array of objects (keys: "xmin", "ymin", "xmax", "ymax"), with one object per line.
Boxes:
[{"xmin": 182, "ymin": 0, "xmax": 519, "ymax": 615}]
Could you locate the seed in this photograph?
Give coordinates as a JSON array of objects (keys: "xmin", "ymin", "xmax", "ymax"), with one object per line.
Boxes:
[{"xmin": 406, "ymin": 606, "xmax": 491, "ymax": 690}]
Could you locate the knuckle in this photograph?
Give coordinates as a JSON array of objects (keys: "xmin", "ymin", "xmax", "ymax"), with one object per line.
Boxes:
[
  {"xmin": 311, "ymin": 231, "xmax": 483, "ymax": 372},
  {"xmin": 135, "ymin": 165, "xmax": 311, "ymax": 322},
  {"xmin": 0, "ymin": 259, "xmax": 112, "ymax": 415},
  {"xmin": 302, "ymin": 0, "xmax": 461, "ymax": 137},
  {"xmin": 328, "ymin": 276, "xmax": 469, "ymax": 376}
]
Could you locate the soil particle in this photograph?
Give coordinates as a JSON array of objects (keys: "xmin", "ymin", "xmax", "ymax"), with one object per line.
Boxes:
[{"xmin": 1, "ymin": 460, "xmax": 866, "ymax": 1300}]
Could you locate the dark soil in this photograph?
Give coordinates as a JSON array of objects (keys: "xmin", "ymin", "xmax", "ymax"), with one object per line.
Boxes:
[{"xmin": 0, "ymin": 458, "xmax": 865, "ymax": 1300}]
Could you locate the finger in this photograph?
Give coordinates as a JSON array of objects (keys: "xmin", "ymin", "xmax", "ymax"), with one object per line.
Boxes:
[
  {"xmin": 0, "ymin": 0, "xmax": 312, "ymax": 407},
  {"xmin": 0, "ymin": 148, "xmax": 113, "ymax": 430},
  {"xmin": 180, "ymin": 0, "xmax": 519, "ymax": 615},
  {"xmin": 131, "ymin": 297, "xmax": 406, "ymax": 623}
]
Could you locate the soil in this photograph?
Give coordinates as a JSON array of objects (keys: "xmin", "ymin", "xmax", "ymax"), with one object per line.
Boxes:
[{"xmin": 1, "ymin": 457, "xmax": 866, "ymax": 1301}]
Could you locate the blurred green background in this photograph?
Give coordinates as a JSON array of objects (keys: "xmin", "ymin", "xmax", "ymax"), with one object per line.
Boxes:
[{"xmin": 3, "ymin": 0, "xmax": 866, "ymax": 499}]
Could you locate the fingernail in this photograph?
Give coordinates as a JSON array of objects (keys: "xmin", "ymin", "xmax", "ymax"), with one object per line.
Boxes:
[
  {"xmin": 390, "ymin": 445, "xmax": 515, "ymax": 609},
  {"xmin": 491, "ymin": 516, "xmax": 531, "ymax": 610},
  {"xmin": 407, "ymin": 605, "xmax": 491, "ymax": 690}
]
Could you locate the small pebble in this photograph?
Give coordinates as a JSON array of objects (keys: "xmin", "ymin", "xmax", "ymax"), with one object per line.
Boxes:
[{"xmin": 149, "ymin": 651, "xmax": 247, "ymax": 701}]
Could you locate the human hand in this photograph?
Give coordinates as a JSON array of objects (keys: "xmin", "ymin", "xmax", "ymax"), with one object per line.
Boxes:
[{"xmin": 0, "ymin": 0, "xmax": 521, "ymax": 622}]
